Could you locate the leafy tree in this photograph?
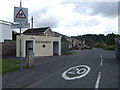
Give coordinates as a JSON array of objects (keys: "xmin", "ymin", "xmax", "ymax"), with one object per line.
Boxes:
[
  {"xmin": 12, "ymin": 31, "xmax": 20, "ymax": 40},
  {"xmin": 71, "ymin": 33, "xmax": 120, "ymax": 46},
  {"xmin": 105, "ymin": 33, "xmax": 119, "ymax": 45},
  {"xmin": 61, "ymin": 35, "xmax": 68, "ymax": 42}
]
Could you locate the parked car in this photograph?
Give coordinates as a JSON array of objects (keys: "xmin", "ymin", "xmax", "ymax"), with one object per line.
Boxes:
[
  {"xmin": 84, "ymin": 45, "xmax": 92, "ymax": 49},
  {"xmin": 74, "ymin": 45, "xmax": 80, "ymax": 49},
  {"xmin": 115, "ymin": 38, "xmax": 120, "ymax": 60}
]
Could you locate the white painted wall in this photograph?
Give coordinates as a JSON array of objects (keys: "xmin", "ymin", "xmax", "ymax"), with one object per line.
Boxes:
[
  {"xmin": 16, "ymin": 35, "xmax": 61, "ymax": 57},
  {"xmin": 0, "ymin": 23, "xmax": 12, "ymax": 42}
]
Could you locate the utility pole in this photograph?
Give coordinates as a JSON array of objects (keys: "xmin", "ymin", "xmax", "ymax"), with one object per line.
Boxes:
[
  {"xmin": 20, "ymin": 0, "xmax": 22, "ymax": 71},
  {"xmin": 118, "ymin": 1, "xmax": 120, "ymax": 35},
  {"xmin": 31, "ymin": 16, "xmax": 33, "ymax": 34}
]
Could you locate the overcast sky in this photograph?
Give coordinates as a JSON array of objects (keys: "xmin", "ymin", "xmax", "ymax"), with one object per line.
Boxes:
[{"xmin": 0, "ymin": 0, "xmax": 119, "ymax": 36}]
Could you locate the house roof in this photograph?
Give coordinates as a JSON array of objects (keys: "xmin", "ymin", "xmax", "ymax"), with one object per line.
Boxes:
[
  {"xmin": 0, "ymin": 20, "xmax": 12, "ymax": 26},
  {"xmin": 23, "ymin": 27, "xmax": 50, "ymax": 35},
  {"xmin": 53, "ymin": 31, "xmax": 63, "ymax": 37}
]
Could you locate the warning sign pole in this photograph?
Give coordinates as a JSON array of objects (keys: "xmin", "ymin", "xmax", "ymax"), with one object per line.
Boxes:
[{"xmin": 20, "ymin": 0, "xmax": 22, "ymax": 72}]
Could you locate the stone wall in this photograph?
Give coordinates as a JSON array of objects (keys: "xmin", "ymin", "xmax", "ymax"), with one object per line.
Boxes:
[
  {"xmin": 61, "ymin": 42, "xmax": 69, "ymax": 55},
  {"xmin": 0, "ymin": 40, "xmax": 16, "ymax": 56}
]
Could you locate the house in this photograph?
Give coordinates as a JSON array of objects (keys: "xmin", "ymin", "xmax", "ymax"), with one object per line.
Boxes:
[
  {"xmin": 53, "ymin": 31, "xmax": 63, "ymax": 37},
  {"xmin": 16, "ymin": 27, "xmax": 61, "ymax": 57},
  {"xmin": 23, "ymin": 27, "xmax": 53, "ymax": 36},
  {"xmin": 65, "ymin": 37, "xmax": 82, "ymax": 49},
  {"xmin": 53, "ymin": 32, "xmax": 83, "ymax": 49},
  {"xmin": 0, "ymin": 20, "xmax": 17, "ymax": 56},
  {"xmin": 0, "ymin": 20, "xmax": 12, "ymax": 42}
]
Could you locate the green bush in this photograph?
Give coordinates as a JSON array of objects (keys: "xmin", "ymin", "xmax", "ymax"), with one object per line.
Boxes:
[
  {"xmin": 104, "ymin": 45, "xmax": 115, "ymax": 50},
  {"xmin": 81, "ymin": 47, "xmax": 84, "ymax": 50}
]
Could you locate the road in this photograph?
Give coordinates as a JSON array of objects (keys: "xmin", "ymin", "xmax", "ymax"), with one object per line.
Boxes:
[{"xmin": 24, "ymin": 48, "xmax": 119, "ymax": 88}]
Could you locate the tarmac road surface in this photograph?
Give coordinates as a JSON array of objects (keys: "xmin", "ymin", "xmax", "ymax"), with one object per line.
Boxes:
[{"xmin": 24, "ymin": 48, "xmax": 119, "ymax": 88}]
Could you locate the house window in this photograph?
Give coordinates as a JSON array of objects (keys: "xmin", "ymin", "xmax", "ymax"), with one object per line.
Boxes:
[
  {"xmin": 43, "ymin": 45, "xmax": 46, "ymax": 48},
  {"xmin": 46, "ymin": 34, "xmax": 48, "ymax": 36}
]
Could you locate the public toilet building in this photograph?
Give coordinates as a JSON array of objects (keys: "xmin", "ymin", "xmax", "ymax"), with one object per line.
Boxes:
[{"xmin": 16, "ymin": 27, "xmax": 61, "ymax": 57}]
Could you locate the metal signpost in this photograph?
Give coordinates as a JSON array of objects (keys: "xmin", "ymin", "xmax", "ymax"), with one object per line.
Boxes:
[
  {"xmin": 13, "ymin": 0, "xmax": 29, "ymax": 71},
  {"xmin": 11, "ymin": 23, "xmax": 30, "ymax": 28}
]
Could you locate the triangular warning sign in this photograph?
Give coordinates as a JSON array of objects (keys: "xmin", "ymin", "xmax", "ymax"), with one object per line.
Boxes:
[{"xmin": 16, "ymin": 9, "xmax": 26, "ymax": 18}]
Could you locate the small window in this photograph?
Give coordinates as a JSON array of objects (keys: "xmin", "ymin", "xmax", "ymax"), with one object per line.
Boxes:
[{"xmin": 43, "ymin": 45, "xmax": 45, "ymax": 48}]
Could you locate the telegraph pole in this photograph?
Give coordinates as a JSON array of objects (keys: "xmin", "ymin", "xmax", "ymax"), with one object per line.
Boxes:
[
  {"xmin": 20, "ymin": 0, "xmax": 22, "ymax": 71},
  {"xmin": 31, "ymin": 16, "xmax": 33, "ymax": 34},
  {"xmin": 118, "ymin": 1, "xmax": 120, "ymax": 35}
]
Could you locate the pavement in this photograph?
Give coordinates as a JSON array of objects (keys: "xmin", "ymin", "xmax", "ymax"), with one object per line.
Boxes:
[
  {"xmin": 2, "ymin": 48, "xmax": 120, "ymax": 89},
  {"xmin": 2, "ymin": 50, "xmax": 78, "ymax": 88}
]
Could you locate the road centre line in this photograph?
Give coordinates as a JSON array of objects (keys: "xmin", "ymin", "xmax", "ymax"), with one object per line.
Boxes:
[
  {"xmin": 100, "ymin": 59, "xmax": 103, "ymax": 66},
  {"xmin": 95, "ymin": 72, "xmax": 101, "ymax": 89},
  {"xmin": 94, "ymin": 54, "xmax": 103, "ymax": 89}
]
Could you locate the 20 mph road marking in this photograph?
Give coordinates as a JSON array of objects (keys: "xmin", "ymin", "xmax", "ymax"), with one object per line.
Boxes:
[
  {"xmin": 95, "ymin": 72, "xmax": 101, "ymax": 89},
  {"xmin": 62, "ymin": 65, "xmax": 91, "ymax": 80}
]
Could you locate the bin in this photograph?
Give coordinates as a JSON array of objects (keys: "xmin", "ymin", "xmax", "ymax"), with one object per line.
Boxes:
[{"xmin": 26, "ymin": 52, "xmax": 35, "ymax": 68}]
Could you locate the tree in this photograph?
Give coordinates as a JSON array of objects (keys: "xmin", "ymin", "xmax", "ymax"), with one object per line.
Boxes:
[
  {"xmin": 105, "ymin": 33, "xmax": 116, "ymax": 45},
  {"xmin": 71, "ymin": 33, "xmax": 120, "ymax": 46},
  {"xmin": 12, "ymin": 31, "xmax": 19, "ymax": 40},
  {"xmin": 61, "ymin": 35, "xmax": 68, "ymax": 42}
]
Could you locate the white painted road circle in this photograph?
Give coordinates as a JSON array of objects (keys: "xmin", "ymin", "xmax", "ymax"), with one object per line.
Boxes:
[{"xmin": 62, "ymin": 65, "xmax": 91, "ymax": 80}]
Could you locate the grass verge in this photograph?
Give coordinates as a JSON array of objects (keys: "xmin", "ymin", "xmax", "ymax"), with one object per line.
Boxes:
[
  {"xmin": 1, "ymin": 60, "xmax": 25, "ymax": 74},
  {"xmin": 67, "ymin": 52, "xmax": 74, "ymax": 55}
]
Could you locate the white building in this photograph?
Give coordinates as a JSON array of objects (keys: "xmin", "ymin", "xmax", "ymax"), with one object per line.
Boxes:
[
  {"xmin": 0, "ymin": 20, "xmax": 12, "ymax": 42},
  {"xmin": 16, "ymin": 27, "xmax": 61, "ymax": 57}
]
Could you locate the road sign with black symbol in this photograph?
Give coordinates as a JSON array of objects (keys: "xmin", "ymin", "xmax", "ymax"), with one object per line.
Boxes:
[{"xmin": 14, "ymin": 7, "xmax": 28, "ymax": 23}]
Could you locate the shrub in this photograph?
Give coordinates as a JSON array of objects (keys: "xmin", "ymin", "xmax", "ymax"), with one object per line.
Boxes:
[{"xmin": 104, "ymin": 45, "xmax": 115, "ymax": 50}]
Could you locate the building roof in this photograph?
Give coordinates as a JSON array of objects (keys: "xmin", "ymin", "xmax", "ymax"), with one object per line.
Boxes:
[
  {"xmin": 23, "ymin": 27, "xmax": 50, "ymax": 35},
  {"xmin": 0, "ymin": 20, "xmax": 12, "ymax": 26},
  {"xmin": 53, "ymin": 31, "xmax": 63, "ymax": 37}
]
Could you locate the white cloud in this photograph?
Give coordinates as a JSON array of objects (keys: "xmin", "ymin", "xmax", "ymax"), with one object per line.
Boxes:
[{"xmin": 0, "ymin": 0, "xmax": 118, "ymax": 36}]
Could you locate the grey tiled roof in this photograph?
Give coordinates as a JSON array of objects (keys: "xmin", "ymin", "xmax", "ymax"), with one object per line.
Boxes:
[
  {"xmin": 53, "ymin": 31, "xmax": 63, "ymax": 37},
  {"xmin": 23, "ymin": 27, "xmax": 49, "ymax": 35}
]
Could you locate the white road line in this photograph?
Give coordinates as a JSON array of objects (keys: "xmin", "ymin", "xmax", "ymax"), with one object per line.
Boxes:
[
  {"xmin": 100, "ymin": 59, "xmax": 103, "ymax": 66},
  {"xmin": 95, "ymin": 72, "xmax": 101, "ymax": 89},
  {"xmin": 94, "ymin": 54, "xmax": 103, "ymax": 89}
]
